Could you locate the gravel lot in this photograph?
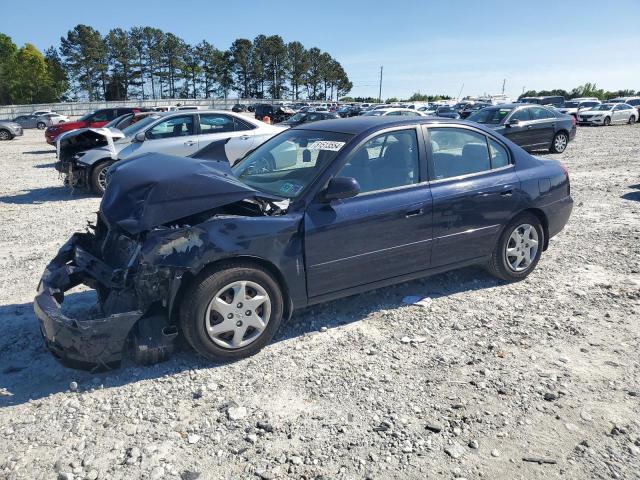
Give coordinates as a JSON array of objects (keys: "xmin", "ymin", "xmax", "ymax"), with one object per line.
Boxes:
[{"xmin": 1, "ymin": 126, "xmax": 639, "ymax": 480}]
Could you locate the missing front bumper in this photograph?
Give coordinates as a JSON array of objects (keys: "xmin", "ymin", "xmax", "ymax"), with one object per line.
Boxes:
[{"xmin": 34, "ymin": 234, "xmax": 144, "ymax": 370}]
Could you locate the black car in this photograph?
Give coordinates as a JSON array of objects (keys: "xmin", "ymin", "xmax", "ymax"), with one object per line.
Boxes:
[
  {"xmin": 459, "ymin": 102, "xmax": 492, "ymax": 119},
  {"xmin": 434, "ymin": 105, "xmax": 460, "ymax": 119},
  {"xmin": 232, "ymin": 104, "xmax": 247, "ymax": 113},
  {"xmin": 281, "ymin": 111, "xmax": 340, "ymax": 127},
  {"xmin": 254, "ymin": 104, "xmax": 292, "ymax": 123},
  {"xmin": 35, "ymin": 116, "xmax": 573, "ymax": 370},
  {"xmin": 468, "ymin": 104, "xmax": 576, "ymax": 153}
]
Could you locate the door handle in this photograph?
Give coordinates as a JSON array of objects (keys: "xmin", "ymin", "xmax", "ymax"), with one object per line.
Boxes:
[
  {"xmin": 184, "ymin": 140, "xmax": 196, "ymax": 146},
  {"xmin": 500, "ymin": 190, "xmax": 513, "ymax": 196},
  {"xmin": 405, "ymin": 208, "xmax": 424, "ymax": 218},
  {"xmin": 526, "ymin": 125, "xmax": 533, "ymax": 129},
  {"xmin": 240, "ymin": 135, "xmax": 250, "ymax": 140}
]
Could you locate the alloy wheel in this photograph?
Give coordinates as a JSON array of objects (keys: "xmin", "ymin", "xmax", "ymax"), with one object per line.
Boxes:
[
  {"xmin": 205, "ymin": 280, "xmax": 271, "ymax": 349},
  {"xmin": 97, "ymin": 167, "xmax": 109, "ymax": 191},
  {"xmin": 554, "ymin": 133, "xmax": 568, "ymax": 152},
  {"xmin": 0, "ymin": 130, "xmax": 10, "ymax": 140},
  {"xmin": 505, "ymin": 223, "xmax": 539, "ymax": 272}
]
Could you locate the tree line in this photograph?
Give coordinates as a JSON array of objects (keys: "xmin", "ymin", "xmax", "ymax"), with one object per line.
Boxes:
[
  {"xmin": 0, "ymin": 26, "xmax": 353, "ymax": 105},
  {"xmin": 519, "ymin": 83, "xmax": 637, "ymax": 101}
]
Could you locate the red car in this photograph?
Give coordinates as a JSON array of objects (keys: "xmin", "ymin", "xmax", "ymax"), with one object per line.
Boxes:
[{"xmin": 45, "ymin": 107, "xmax": 143, "ymax": 145}]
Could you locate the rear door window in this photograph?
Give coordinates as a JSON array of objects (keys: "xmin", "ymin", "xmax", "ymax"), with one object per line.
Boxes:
[
  {"xmin": 199, "ymin": 114, "xmax": 235, "ymax": 134},
  {"xmin": 428, "ymin": 128, "xmax": 491, "ymax": 180},
  {"xmin": 529, "ymin": 107, "xmax": 555, "ymax": 120}
]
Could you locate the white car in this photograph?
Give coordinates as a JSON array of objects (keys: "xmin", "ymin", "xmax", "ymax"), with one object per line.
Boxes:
[
  {"xmin": 361, "ymin": 108, "xmax": 427, "ymax": 117},
  {"xmin": 577, "ymin": 103, "xmax": 637, "ymax": 126},
  {"xmin": 557, "ymin": 99, "xmax": 600, "ymax": 118},
  {"xmin": 58, "ymin": 110, "xmax": 286, "ymax": 194}
]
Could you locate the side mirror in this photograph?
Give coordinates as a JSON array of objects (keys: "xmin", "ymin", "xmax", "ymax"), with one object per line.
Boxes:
[
  {"xmin": 322, "ymin": 177, "xmax": 360, "ymax": 201},
  {"xmin": 134, "ymin": 131, "xmax": 146, "ymax": 142}
]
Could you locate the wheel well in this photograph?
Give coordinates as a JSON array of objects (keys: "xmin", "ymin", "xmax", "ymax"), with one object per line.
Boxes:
[
  {"xmin": 169, "ymin": 256, "xmax": 293, "ymax": 323},
  {"xmin": 556, "ymin": 128, "xmax": 570, "ymax": 137},
  {"xmin": 522, "ymin": 208, "xmax": 549, "ymax": 250}
]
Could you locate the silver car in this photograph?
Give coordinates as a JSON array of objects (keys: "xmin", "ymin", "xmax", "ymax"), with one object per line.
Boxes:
[
  {"xmin": 0, "ymin": 120, "xmax": 24, "ymax": 140},
  {"xmin": 57, "ymin": 110, "xmax": 286, "ymax": 194},
  {"xmin": 13, "ymin": 114, "xmax": 54, "ymax": 130}
]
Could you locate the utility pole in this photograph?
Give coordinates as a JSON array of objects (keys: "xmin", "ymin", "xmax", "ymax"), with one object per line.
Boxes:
[
  {"xmin": 378, "ymin": 66, "xmax": 383, "ymax": 103},
  {"xmin": 457, "ymin": 83, "xmax": 464, "ymax": 100},
  {"xmin": 502, "ymin": 79, "xmax": 506, "ymax": 95}
]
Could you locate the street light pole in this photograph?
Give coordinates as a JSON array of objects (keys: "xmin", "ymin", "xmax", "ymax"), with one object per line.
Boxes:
[{"xmin": 378, "ymin": 66, "xmax": 383, "ymax": 103}]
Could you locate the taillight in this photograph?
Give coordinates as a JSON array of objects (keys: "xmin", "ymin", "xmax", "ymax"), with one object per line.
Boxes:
[{"xmin": 571, "ymin": 116, "xmax": 576, "ymax": 126}]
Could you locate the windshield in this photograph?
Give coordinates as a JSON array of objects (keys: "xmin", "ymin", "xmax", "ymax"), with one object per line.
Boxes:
[
  {"xmin": 363, "ymin": 110, "xmax": 384, "ymax": 116},
  {"xmin": 121, "ymin": 115, "xmax": 161, "ymax": 136},
  {"xmin": 468, "ymin": 108, "xmax": 510, "ymax": 124},
  {"xmin": 563, "ymin": 101, "xmax": 579, "ymax": 108},
  {"xmin": 78, "ymin": 111, "xmax": 96, "ymax": 121},
  {"xmin": 232, "ymin": 129, "xmax": 353, "ymax": 198},
  {"xmin": 105, "ymin": 114, "xmax": 131, "ymax": 128},
  {"xmin": 593, "ymin": 104, "xmax": 613, "ymax": 111},
  {"xmin": 286, "ymin": 113, "xmax": 305, "ymax": 123}
]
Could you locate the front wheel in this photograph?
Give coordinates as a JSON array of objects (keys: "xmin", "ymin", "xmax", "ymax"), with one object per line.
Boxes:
[
  {"xmin": 487, "ymin": 213, "xmax": 544, "ymax": 281},
  {"xmin": 550, "ymin": 132, "xmax": 568, "ymax": 153},
  {"xmin": 90, "ymin": 160, "xmax": 114, "ymax": 195},
  {"xmin": 180, "ymin": 264, "xmax": 284, "ymax": 362},
  {"xmin": 603, "ymin": 116, "xmax": 611, "ymax": 126},
  {"xmin": 629, "ymin": 116, "xmax": 636, "ymax": 125},
  {"xmin": 37, "ymin": 122, "xmax": 46, "ymax": 130},
  {"xmin": 0, "ymin": 129, "xmax": 12, "ymax": 141}
]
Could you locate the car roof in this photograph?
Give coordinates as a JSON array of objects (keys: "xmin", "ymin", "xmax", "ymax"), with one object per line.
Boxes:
[{"xmin": 294, "ymin": 116, "xmax": 495, "ymax": 135}]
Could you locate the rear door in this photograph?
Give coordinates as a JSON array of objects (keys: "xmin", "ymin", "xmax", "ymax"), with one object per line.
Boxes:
[
  {"xmin": 527, "ymin": 106, "xmax": 556, "ymax": 147},
  {"xmin": 304, "ymin": 127, "xmax": 433, "ymax": 297},
  {"xmin": 138, "ymin": 114, "xmax": 198, "ymax": 156},
  {"xmin": 198, "ymin": 113, "xmax": 245, "ymax": 150},
  {"xmin": 426, "ymin": 125, "xmax": 522, "ymax": 267}
]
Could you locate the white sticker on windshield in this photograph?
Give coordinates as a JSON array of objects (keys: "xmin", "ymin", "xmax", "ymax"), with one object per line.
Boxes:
[{"xmin": 307, "ymin": 140, "xmax": 345, "ymax": 151}]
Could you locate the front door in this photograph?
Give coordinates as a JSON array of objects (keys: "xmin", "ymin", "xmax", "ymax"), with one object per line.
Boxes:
[
  {"xmin": 139, "ymin": 114, "xmax": 198, "ymax": 156},
  {"xmin": 426, "ymin": 126, "xmax": 522, "ymax": 267},
  {"xmin": 304, "ymin": 128, "xmax": 433, "ymax": 298},
  {"xmin": 502, "ymin": 108, "xmax": 534, "ymax": 148}
]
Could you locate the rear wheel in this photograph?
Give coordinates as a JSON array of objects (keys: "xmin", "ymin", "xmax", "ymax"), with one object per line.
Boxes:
[
  {"xmin": 90, "ymin": 160, "xmax": 114, "ymax": 195},
  {"xmin": 550, "ymin": 132, "xmax": 568, "ymax": 153},
  {"xmin": 603, "ymin": 116, "xmax": 611, "ymax": 126},
  {"xmin": 0, "ymin": 129, "xmax": 12, "ymax": 141},
  {"xmin": 180, "ymin": 263, "xmax": 284, "ymax": 362},
  {"xmin": 487, "ymin": 213, "xmax": 544, "ymax": 281},
  {"xmin": 36, "ymin": 122, "xmax": 46, "ymax": 130}
]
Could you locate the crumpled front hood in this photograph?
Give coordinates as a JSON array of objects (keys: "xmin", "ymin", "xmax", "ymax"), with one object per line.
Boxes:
[
  {"xmin": 57, "ymin": 127, "xmax": 126, "ymax": 161},
  {"xmin": 101, "ymin": 153, "xmax": 278, "ymax": 235}
]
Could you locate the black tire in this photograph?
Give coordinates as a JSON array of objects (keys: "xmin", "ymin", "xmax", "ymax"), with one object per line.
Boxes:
[
  {"xmin": 487, "ymin": 213, "xmax": 544, "ymax": 282},
  {"xmin": 550, "ymin": 131, "xmax": 569, "ymax": 153},
  {"xmin": 0, "ymin": 129, "xmax": 12, "ymax": 141},
  {"xmin": 603, "ymin": 116, "xmax": 611, "ymax": 126},
  {"xmin": 36, "ymin": 122, "xmax": 46, "ymax": 130},
  {"xmin": 179, "ymin": 263, "xmax": 284, "ymax": 362},
  {"xmin": 628, "ymin": 115, "xmax": 636, "ymax": 125},
  {"xmin": 90, "ymin": 160, "xmax": 114, "ymax": 195}
]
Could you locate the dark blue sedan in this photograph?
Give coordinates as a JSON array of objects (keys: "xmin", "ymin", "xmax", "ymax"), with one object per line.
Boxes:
[{"xmin": 34, "ymin": 116, "xmax": 572, "ymax": 369}]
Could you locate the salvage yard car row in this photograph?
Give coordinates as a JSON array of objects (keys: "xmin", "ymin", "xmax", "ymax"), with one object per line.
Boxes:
[{"xmin": 0, "ymin": 94, "xmax": 631, "ymax": 370}]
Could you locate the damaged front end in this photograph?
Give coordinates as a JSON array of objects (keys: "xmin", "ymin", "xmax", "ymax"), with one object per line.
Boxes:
[
  {"xmin": 35, "ymin": 153, "xmax": 288, "ymax": 370},
  {"xmin": 34, "ymin": 218, "xmax": 180, "ymax": 370},
  {"xmin": 54, "ymin": 128, "xmax": 124, "ymax": 190}
]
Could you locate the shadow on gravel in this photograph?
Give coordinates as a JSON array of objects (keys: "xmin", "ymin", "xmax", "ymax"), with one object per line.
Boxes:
[
  {"xmin": 0, "ymin": 267, "xmax": 501, "ymax": 407},
  {"xmin": 0, "ymin": 186, "xmax": 93, "ymax": 204},
  {"xmin": 622, "ymin": 184, "xmax": 640, "ymax": 202},
  {"xmin": 32, "ymin": 162, "xmax": 57, "ymax": 169},
  {"xmin": 23, "ymin": 150, "xmax": 56, "ymax": 155}
]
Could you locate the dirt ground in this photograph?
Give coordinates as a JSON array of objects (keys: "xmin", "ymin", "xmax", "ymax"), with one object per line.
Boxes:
[{"xmin": 0, "ymin": 126, "xmax": 639, "ymax": 480}]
